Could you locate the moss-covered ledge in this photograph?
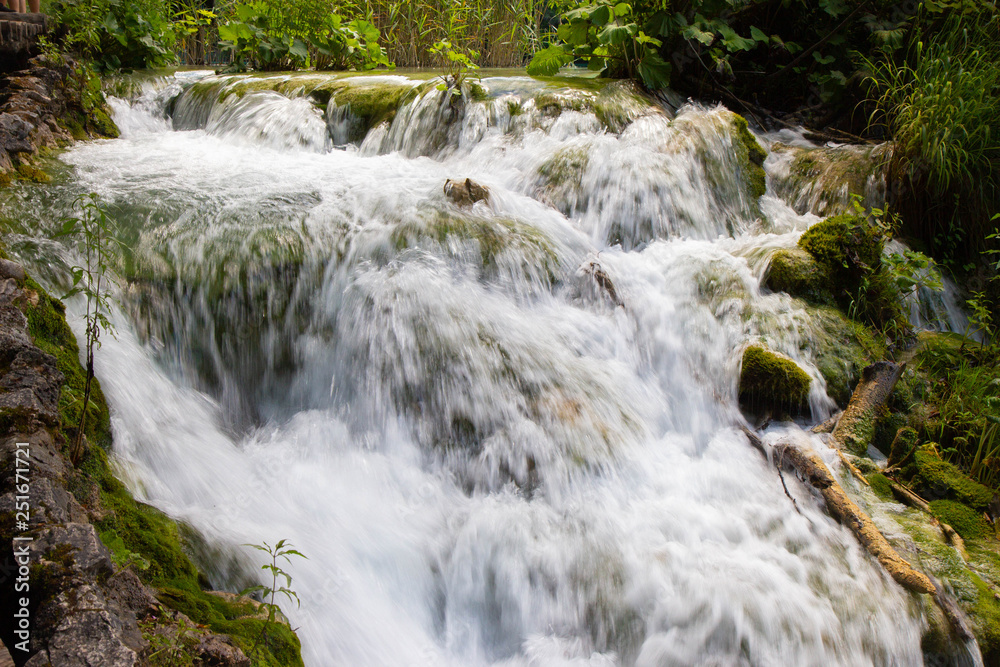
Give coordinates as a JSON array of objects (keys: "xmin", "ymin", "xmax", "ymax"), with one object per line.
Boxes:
[{"xmin": 0, "ymin": 253, "xmax": 303, "ymax": 667}]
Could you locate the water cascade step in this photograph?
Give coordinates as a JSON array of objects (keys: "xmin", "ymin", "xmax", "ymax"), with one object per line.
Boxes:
[{"xmin": 0, "ymin": 69, "xmax": 981, "ymax": 666}]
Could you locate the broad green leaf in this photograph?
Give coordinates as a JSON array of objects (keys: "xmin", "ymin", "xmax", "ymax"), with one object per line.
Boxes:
[
  {"xmin": 718, "ymin": 24, "xmax": 754, "ymax": 52},
  {"xmin": 527, "ymin": 45, "xmax": 574, "ymax": 76},
  {"xmin": 557, "ymin": 19, "xmax": 591, "ymax": 46},
  {"xmin": 681, "ymin": 23, "xmax": 715, "ymax": 45},
  {"xmin": 637, "ymin": 48, "xmax": 671, "ymax": 90},
  {"xmin": 750, "ymin": 26, "xmax": 769, "ymax": 44},
  {"xmin": 587, "ymin": 56, "xmax": 607, "ymax": 71},
  {"xmin": 598, "ymin": 22, "xmax": 637, "ymax": 46},
  {"xmin": 590, "ymin": 5, "xmax": 611, "ymax": 26}
]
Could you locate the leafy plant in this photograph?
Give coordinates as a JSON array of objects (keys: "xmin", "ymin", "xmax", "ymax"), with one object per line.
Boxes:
[
  {"xmin": 56, "ymin": 194, "xmax": 121, "ymax": 466},
  {"xmin": 45, "ymin": 0, "xmax": 177, "ymax": 71},
  {"xmin": 866, "ymin": 10, "xmax": 1000, "ymax": 263},
  {"xmin": 429, "ymin": 39, "xmax": 479, "ymax": 95},
  {"xmin": 216, "ymin": 0, "xmax": 389, "ymax": 71},
  {"xmin": 527, "ymin": 0, "xmax": 671, "ymax": 89},
  {"xmin": 241, "ymin": 539, "xmax": 307, "ymax": 659}
]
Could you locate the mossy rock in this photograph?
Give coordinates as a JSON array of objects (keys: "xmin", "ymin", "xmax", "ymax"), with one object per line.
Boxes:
[
  {"xmin": 799, "ymin": 212, "xmax": 883, "ymax": 281},
  {"xmin": 907, "ymin": 446, "xmax": 995, "ymax": 511},
  {"xmin": 763, "ymin": 247, "xmax": 835, "ymax": 305},
  {"xmin": 729, "ymin": 114, "xmax": 767, "ymax": 201},
  {"xmin": 798, "ymin": 212, "xmax": 907, "ymax": 330},
  {"xmin": 887, "ymin": 426, "xmax": 919, "ymax": 467},
  {"xmin": 22, "ymin": 277, "xmax": 112, "ymax": 447},
  {"xmin": 76, "ymin": 445, "xmax": 303, "ymax": 667},
  {"xmin": 738, "ymin": 345, "xmax": 811, "ymax": 415},
  {"xmin": 805, "ymin": 306, "xmax": 885, "ymax": 407},
  {"xmin": 16, "ymin": 163, "xmax": 51, "ymax": 184},
  {"xmin": 929, "ymin": 499, "xmax": 992, "ymax": 540},
  {"xmin": 326, "ymin": 83, "xmax": 412, "ymax": 141},
  {"xmin": 772, "ymin": 143, "xmax": 884, "ymax": 217}
]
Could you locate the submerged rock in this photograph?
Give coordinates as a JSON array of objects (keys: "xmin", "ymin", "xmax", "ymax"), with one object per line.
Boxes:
[{"xmin": 738, "ymin": 345, "xmax": 811, "ymax": 415}]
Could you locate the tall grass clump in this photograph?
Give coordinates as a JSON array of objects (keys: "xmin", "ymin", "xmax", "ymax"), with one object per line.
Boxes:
[
  {"xmin": 866, "ymin": 10, "xmax": 1000, "ymax": 265},
  {"xmin": 348, "ymin": 0, "xmax": 545, "ymax": 68}
]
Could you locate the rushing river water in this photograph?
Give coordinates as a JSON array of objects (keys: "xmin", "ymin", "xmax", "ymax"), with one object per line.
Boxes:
[{"xmin": 0, "ymin": 69, "xmax": 975, "ymax": 665}]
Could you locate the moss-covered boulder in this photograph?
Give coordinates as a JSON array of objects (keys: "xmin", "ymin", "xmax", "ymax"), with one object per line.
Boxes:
[
  {"xmin": 905, "ymin": 446, "xmax": 995, "ymax": 511},
  {"xmin": 770, "ymin": 143, "xmax": 885, "ymax": 217},
  {"xmin": 738, "ymin": 345, "xmax": 811, "ymax": 415},
  {"xmin": 798, "ymin": 212, "xmax": 907, "ymax": 330},
  {"xmin": 763, "ymin": 247, "xmax": 835, "ymax": 305},
  {"xmin": 799, "ymin": 212, "xmax": 883, "ymax": 280},
  {"xmin": 730, "ymin": 113, "xmax": 767, "ymax": 202}
]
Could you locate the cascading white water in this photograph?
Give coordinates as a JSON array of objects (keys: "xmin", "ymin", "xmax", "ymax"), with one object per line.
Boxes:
[{"xmin": 6, "ymin": 70, "xmax": 978, "ymax": 666}]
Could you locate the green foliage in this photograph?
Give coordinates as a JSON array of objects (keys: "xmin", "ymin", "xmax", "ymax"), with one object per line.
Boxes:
[
  {"xmin": 240, "ymin": 539, "xmax": 307, "ymax": 660},
  {"xmin": 429, "ymin": 39, "xmax": 479, "ymax": 95},
  {"xmin": 55, "ymin": 193, "xmax": 121, "ymax": 465},
  {"xmin": 217, "ymin": 1, "xmax": 389, "ymax": 71},
  {"xmin": 44, "ymin": 0, "xmax": 177, "ymax": 71},
  {"xmin": 867, "ymin": 10, "xmax": 1000, "ymax": 263},
  {"xmin": 528, "ymin": 0, "xmax": 671, "ymax": 89},
  {"xmin": 358, "ymin": 0, "xmax": 544, "ymax": 68},
  {"xmin": 866, "ymin": 472, "xmax": 894, "ymax": 500},
  {"xmin": 738, "ymin": 345, "xmax": 811, "ymax": 416},
  {"xmin": 914, "ymin": 336, "xmax": 1000, "ymax": 488}
]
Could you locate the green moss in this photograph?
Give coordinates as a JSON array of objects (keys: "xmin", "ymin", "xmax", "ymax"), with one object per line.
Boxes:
[
  {"xmin": 866, "ymin": 472, "xmax": 894, "ymax": 500},
  {"xmin": 909, "ymin": 446, "xmax": 995, "ymax": 510},
  {"xmin": 763, "ymin": 248, "xmax": 835, "ymax": 305},
  {"xmin": 738, "ymin": 345, "xmax": 811, "ymax": 415},
  {"xmin": 970, "ymin": 572, "xmax": 1000, "ymax": 660},
  {"xmin": 15, "ymin": 163, "xmax": 51, "ymax": 184},
  {"xmin": 799, "ymin": 212, "xmax": 882, "ymax": 278},
  {"xmin": 888, "ymin": 426, "xmax": 919, "ymax": 466},
  {"xmin": 467, "ymin": 81, "xmax": 489, "ymax": 101},
  {"xmin": 929, "ymin": 499, "xmax": 992, "ymax": 540},
  {"xmin": 22, "ymin": 277, "xmax": 111, "ymax": 447},
  {"xmin": 798, "ymin": 212, "xmax": 907, "ymax": 331},
  {"xmin": 0, "ymin": 170, "xmax": 12, "ymax": 187},
  {"xmin": 730, "ymin": 114, "xmax": 767, "ymax": 201}
]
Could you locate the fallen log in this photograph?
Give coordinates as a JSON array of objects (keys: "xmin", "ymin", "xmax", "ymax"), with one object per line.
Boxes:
[
  {"xmin": 771, "ymin": 439, "xmax": 935, "ymax": 594},
  {"xmin": 832, "ymin": 361, "xmax": 905, "ymax": 455}
]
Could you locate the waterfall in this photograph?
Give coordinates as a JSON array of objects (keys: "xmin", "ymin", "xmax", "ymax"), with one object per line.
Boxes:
[{"xmin": 4, "ymin": 70, "xmax": 978, "ymax": 666}]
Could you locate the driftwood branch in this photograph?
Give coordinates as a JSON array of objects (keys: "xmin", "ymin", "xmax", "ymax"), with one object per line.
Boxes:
[{"xmin": 772, "ymin": 440, "xmax": 935, "ymax": 594}]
